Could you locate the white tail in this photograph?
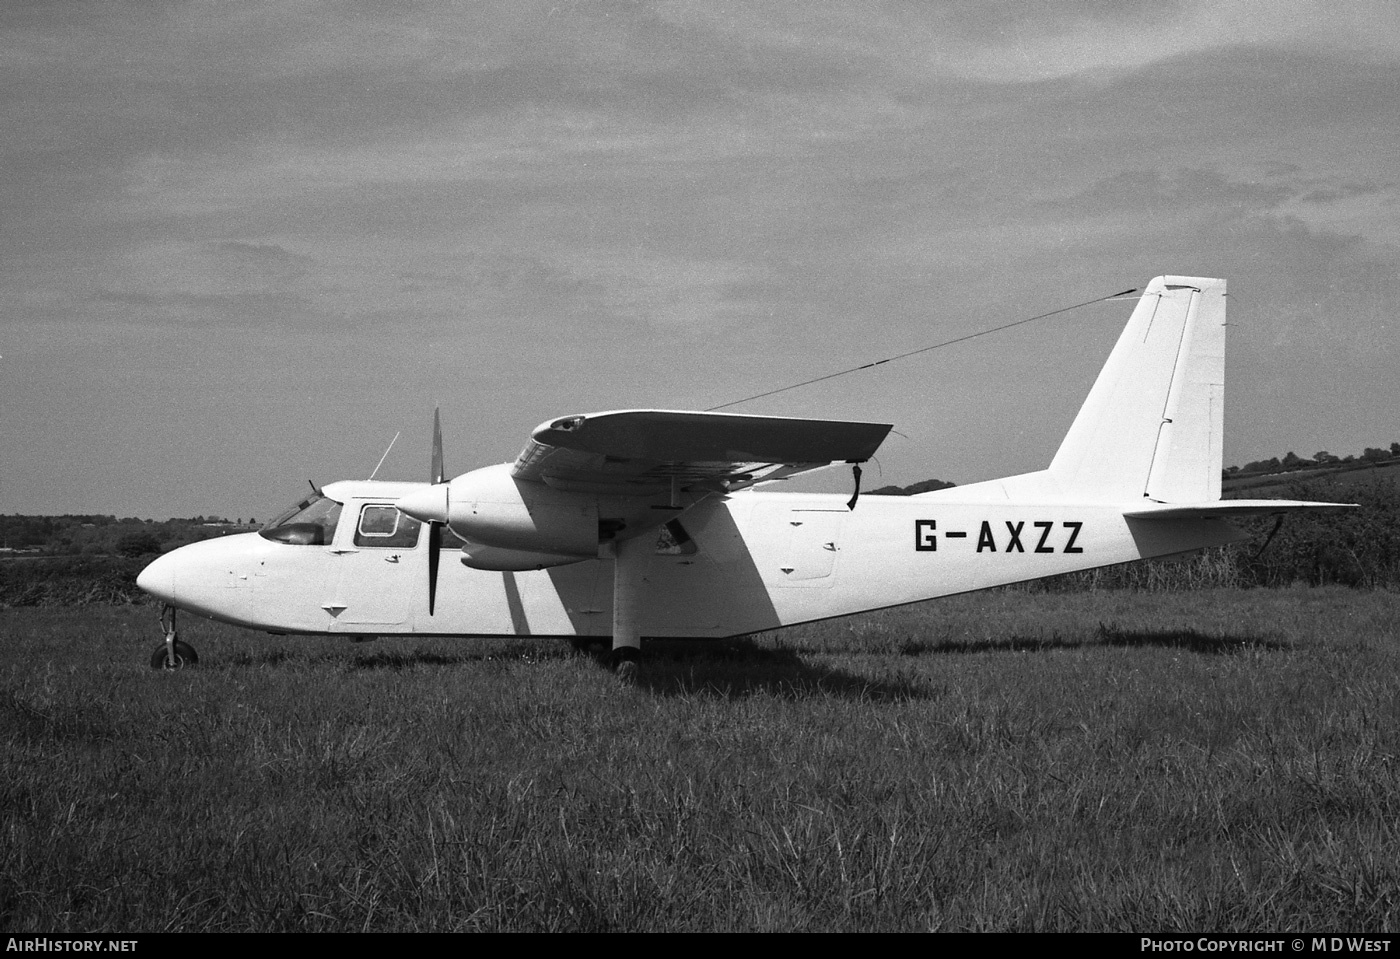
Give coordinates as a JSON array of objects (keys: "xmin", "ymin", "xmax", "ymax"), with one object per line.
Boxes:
[{"xmin": 1046, "ymin": 276, "xmax": 1226, "ymax": 504}]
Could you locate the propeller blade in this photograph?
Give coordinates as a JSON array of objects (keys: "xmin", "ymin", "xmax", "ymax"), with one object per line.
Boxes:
[
  {"xmin": 425, "ymin": 408, "xmax": 449, "ymax": 615},
  {"xmin": 431, "ymin": 407, "xmax": 444, "ymax": 486},
  {"xmin": 427, "ymin": 520, "xmax": 441, "ymax": 615},
  {"xmin": 429, "ymin": 408, "xmax": 447, "ymax": 615}
]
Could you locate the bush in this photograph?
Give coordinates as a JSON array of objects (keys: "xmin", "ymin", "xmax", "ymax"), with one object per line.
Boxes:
[
  {"xmin": 115, "ymin": 532, "xmax": 164, "ymax": 558},
  {"xmin": 0, "ymin": 556, "xmax": 149, "ymax": 607}
]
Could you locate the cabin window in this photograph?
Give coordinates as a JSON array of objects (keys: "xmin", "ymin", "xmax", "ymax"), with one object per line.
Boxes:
[
  {"xmin": 258, "ymin": 493, "xmax": 343, "ymax": 546},
  {"xmin": 354, "ymin": 505, "xmax": 422, "ymax": 549}
]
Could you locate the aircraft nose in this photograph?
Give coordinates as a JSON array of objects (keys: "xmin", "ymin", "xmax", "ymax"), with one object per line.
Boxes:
[
  {"xmin": 396, "ymin": 484, "xmax": 449, "ymax": 524},
  {"xmin": 136, "ymin": 550, "xmax": 177, "ymax": 604}
]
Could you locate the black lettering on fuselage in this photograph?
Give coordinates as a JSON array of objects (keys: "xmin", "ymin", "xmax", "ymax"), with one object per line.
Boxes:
[{"xmin": 913, "ymin": 519, "xmax": 1086, "ymax": 555}]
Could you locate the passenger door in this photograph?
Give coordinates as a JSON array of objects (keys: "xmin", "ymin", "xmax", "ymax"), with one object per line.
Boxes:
[{"xmin": 328, "ymin": 502, "xmax": 423, "ymax": 626}]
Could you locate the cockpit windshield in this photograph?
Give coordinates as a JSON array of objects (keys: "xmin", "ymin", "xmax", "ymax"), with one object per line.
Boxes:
[{"xmin": 259, "ymin": 492, "xmax": 343, "ymax": 546}]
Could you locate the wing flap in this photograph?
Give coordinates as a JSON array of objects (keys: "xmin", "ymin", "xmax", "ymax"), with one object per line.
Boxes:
[{"xmin": 512, "ymin": 409, "xmax": 891, "ymax": 495}]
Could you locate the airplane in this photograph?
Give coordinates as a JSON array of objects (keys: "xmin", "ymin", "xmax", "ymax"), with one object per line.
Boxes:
[{"xmin": 137, "ymin": 276, "xmax": 1351, "ymax": 675}]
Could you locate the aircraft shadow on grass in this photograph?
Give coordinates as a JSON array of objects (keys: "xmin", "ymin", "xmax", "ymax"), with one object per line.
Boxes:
[
  {"xmin": 1092, "ymin": 625, "xmax": 1291, "ymax": 653},
  {"xmin": 225, "ymin": 640, "xmax": 920, "ymax": 702},
  {"xmin": 222, "ymin": 626, "xmax": 1284, "ymax": 701},
  {"xmin": 612, "ymin": 638, "xmax": 931, "ymax": 701},
  {"xmin": 898, "ymin": 626, "xmax": 1290, "ymax": 656}
]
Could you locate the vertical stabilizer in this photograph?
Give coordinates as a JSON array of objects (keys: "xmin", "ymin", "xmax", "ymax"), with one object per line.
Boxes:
[{"xmin": 1047, "ymin": 276, "xmax": 1226, "ymax": 503}]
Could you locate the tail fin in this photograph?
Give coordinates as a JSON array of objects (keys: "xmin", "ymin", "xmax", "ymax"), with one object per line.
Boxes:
[{"xmin": 1047, "ymin": 276, "xmax": 1226, "ymax": 504}]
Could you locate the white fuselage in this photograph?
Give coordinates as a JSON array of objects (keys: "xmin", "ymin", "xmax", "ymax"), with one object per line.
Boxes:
[{"xmin": 137, "ymin": 479, "xmax": 1244, "ymax": 640}]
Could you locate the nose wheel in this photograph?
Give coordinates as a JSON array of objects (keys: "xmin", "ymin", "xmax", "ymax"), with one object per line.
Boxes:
[{"xmin": 150, "ymin": 604, "xmax": 199, "ymax": 670}]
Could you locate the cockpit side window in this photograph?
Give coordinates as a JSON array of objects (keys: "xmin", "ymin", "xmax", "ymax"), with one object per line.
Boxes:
[
  {"xmin": 354, "ymin": 505, "xmax": 422, "ymax": 549},
  {"xmin": 259, "ymin": 493, "xmax": 343, "ymax": 546}
]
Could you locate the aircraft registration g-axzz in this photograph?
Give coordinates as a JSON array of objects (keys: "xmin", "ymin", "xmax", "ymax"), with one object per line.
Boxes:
[{"xmin": 138, "ymin": 276, "xmax": 1350, "ymax": 673}]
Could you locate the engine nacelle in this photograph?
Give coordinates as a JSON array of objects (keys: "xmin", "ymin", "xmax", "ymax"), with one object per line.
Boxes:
[
  {"xmin": 458, "ymin": 545, "xmax": 586, "ymax": 571},
  {"xmin": 446, "ymin": 463, "xmax": 598, "ymax": 557}
]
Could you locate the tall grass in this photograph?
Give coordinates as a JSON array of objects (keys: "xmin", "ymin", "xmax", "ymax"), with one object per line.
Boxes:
[{"xmin": 3, "ymin": 590, "xmax": 1399, "ymax": 931}]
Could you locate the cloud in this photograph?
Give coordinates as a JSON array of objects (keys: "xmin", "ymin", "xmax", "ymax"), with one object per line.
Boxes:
[
  {"xmin": 670, "ymin": 0, "xmax": 1400, "ymax": 85},
  {"xmin": 206, "ymin": 240, "xmax": 315, "ymax": 282},
  {"xmin": 2, "ymin": 2, "xmax": 1397, "ymax": 515}
]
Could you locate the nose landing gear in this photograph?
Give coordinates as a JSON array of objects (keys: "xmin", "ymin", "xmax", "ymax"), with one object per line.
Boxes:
[{"xmin": 150, "ymin": 604, "xmax": 199, "ymax": 670}]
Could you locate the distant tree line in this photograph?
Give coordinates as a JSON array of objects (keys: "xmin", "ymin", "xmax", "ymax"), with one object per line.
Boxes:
[
  {"xmin": 1226, "ymin": 441, "xmax": 1400, "ymax": 478},
  {"xmin": 0, "ymin": 514, "xmax": 255, "ymax": 558}
]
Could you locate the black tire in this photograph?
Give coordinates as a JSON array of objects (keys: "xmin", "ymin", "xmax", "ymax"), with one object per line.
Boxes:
[
  {"xmin": 610, "ymin": 646, "xmax": 640, "ymax": 683},
  {"xmin": 150, "ymin": 640, "xmax": 199, "ymax": 670}
]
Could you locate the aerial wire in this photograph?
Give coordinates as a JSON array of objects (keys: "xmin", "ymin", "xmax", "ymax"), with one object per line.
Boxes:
[
  {"xmin": 706, "ymin": 286, "xmax": 1139, "ymax": 412},
  {"xmin": 367, "ymin": 431, "xmax": 401, "ymax": 481}
]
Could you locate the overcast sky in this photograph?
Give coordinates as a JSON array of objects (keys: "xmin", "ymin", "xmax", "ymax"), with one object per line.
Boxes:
[{"xmin": 4, "ymin": 1, "xmax": 1398, "ymax": 519}]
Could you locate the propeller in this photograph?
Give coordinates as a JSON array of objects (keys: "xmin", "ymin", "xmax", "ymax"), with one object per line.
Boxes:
[{"xmin": 396, "ymin": 408, "xmax": 456, "ymax": 616}]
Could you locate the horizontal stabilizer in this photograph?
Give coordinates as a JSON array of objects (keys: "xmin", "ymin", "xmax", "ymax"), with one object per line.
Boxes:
[{"xmin": 1124, "ymin": 499, "xmax": 1356, "ymax": 520}]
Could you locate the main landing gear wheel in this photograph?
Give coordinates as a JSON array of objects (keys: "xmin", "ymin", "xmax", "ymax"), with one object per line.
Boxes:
[
  {"xmin": 150, "ymin": 604, "xmax": 198, "ymax": 670},
  {"xmin": 611, "ymin": 647, "xmax": 640, "ymax": 683}
]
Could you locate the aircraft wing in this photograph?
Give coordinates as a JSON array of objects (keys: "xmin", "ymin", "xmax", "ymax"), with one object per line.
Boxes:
[
  {"xmin": 1123, "ymin": 499, "xmax": 1357, "ymax": 520},
  {"xmin": 511, "ymin": 409, "xmax": 892, "ymax": 495}
]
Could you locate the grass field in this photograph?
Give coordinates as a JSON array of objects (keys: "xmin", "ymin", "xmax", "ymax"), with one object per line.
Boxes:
[{"xmin": 3, "ymin": 588, "xmax": 1398, "ymax": 931}]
